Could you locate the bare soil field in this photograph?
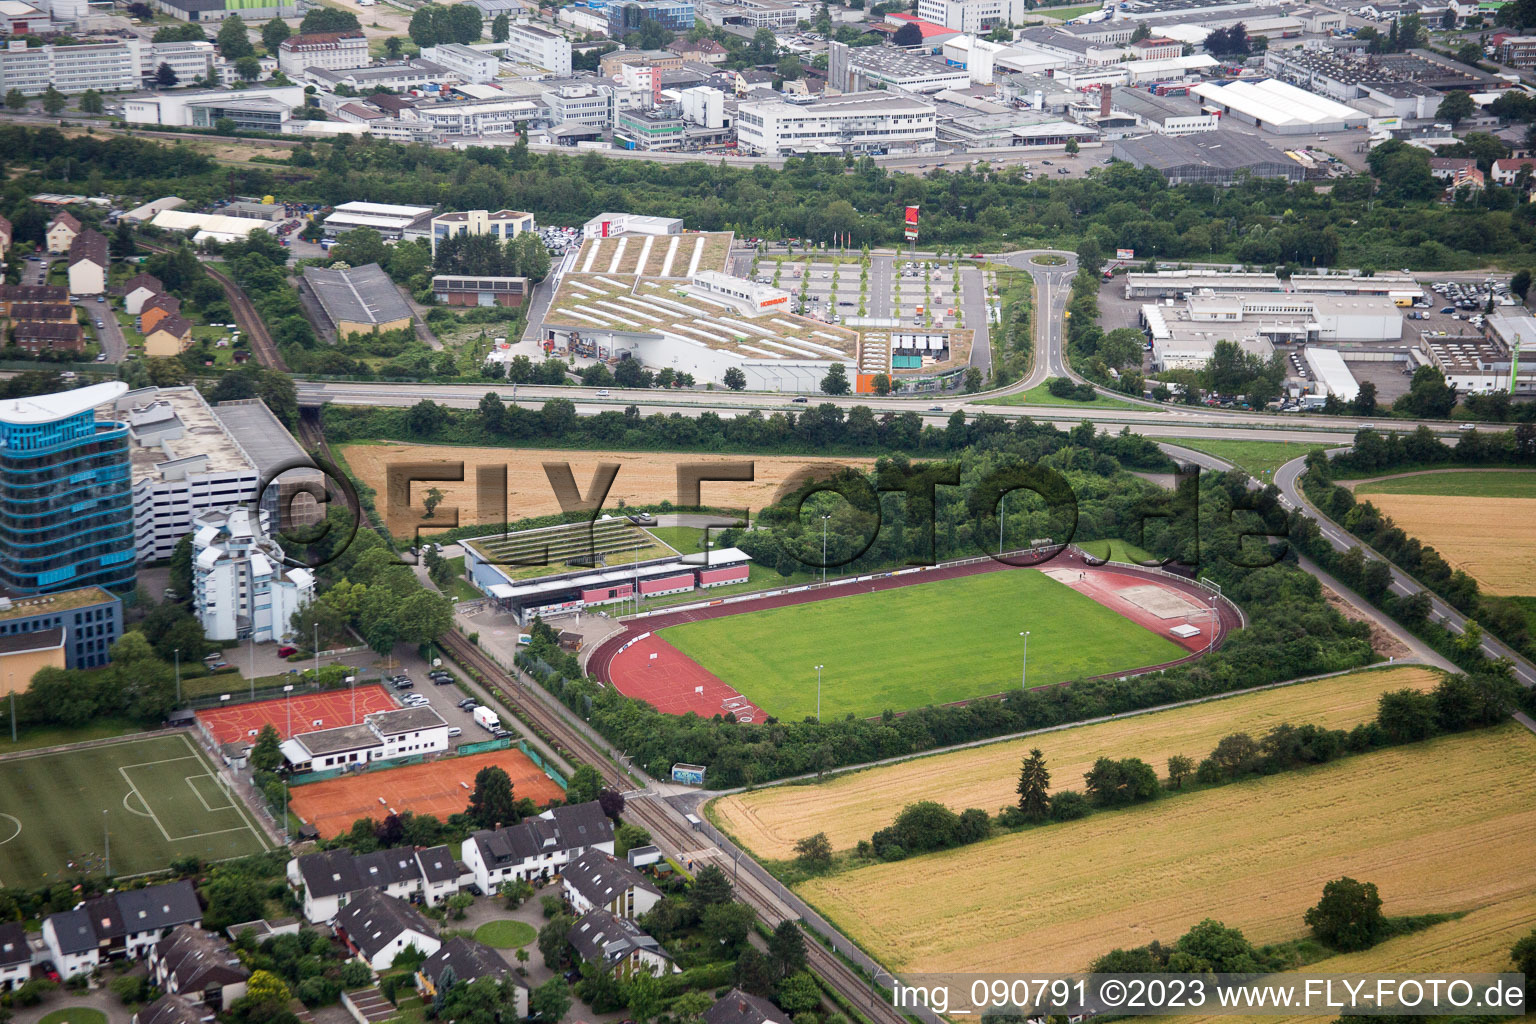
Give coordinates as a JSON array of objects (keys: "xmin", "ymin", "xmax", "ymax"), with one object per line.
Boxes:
[
  {"xmin": 340, "ymin": 443, "xmax": 873, "ymax": 536},
  {"xmin": 710, "ymin": 666, "xmax": 1440, "ymax": 860},
  {"xmin": 798, "ymin": 723, "xmax": 1536, "ymax": 974},
  {"xmin": 1352, "ymin": 493, "xmax": 1536, "ymax": 596}
]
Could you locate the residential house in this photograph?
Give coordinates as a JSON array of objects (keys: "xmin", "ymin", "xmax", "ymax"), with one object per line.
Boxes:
[
  {"xmin": 734, "ymin": 69, "xmax": 775, "ymax": 95},
  {"xmin": 566, "ymin": 909, "xmax": 675, "ymax": 979},
  {"xmin": 1492, "ymin": 157, "xmax": 1536, "ymax": 185},
  {"xmin": 46, "ymin": 210, "xmax": 80, "ymax": 254},
  {"xmin": 149, "ymin": 927, "xmax": 250, "ymax": 1011},
  {"xmin": 416, "ymin": 937, "xmax": 529, "ymax": 1017},
  {"xmin": 288, "ymin": 845, "xmax": 465, "ymax": 924},
  {"xmin": 132, "ymin": 994, "xmax": 210, "ymax": 1024},
  {"xmin": 0, "ymin": 283, "xmax": 66, "ymax": 313},
  {"xmin": 12, "ymin": 320, "xmax": 84, "ymax": 354},
  {"xmin": 41, "ymin": 881, "xmax": 202, "ymax": 976},
  {"xmin": 144, "ymin": 313, "xmax": 194, "ymax": 357},
  {"xmin": 11, "ymin": 303, "xmax": 76, "ymax": 322},
  {"xmin": 704, "ymin": 990, "xmax": 788, "ymax": 1024},
  {"xmin": 67, "ymin": 228, "xmax": 108, "ymax": 295},
  {"xmin": 667, "ymin": 37, "xmax": 727, "ymax": 63},
  {"xmin": 461, "ymin": 801, "xmax": 615, "ymax": 894},
  {"xmin": 1428, "ymin": 155, "xmax": 1475, "ymax": 180},
  {"xmin": 332, "ymin": 889, "xmax": 441, "ymax": 972},
  {"xmin": 1450, "ymin": 165, "xmax": 1485, "ymax": 193},
  {"xmin": 0, "ymin": 922, "xmax": 29, "ymax": 991},
  {"xmin": 139, "ymin": 292, "xmax": 182, "ymax": 333},
  {"xmin": 561, "ymin": 850, "xmax": 663, "ymax": 919},
  {"xmin": 121, "ymin": 272, "xmax": 165, "ymax": 315}
]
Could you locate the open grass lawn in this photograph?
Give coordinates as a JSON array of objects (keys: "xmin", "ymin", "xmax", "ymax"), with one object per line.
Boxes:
[
  {"xmin": 799, "ymin": 722, "xmax": 1536, "ymax": 974},
  {"xmin": 1075, "ymin": 537, "xmax": 1158, "ymax": 565},
  {"xmin": 980, "ymin": 382, "xmax": 1146, "ymax": 411},
  {"xmin": 662, "ymin": 569, "xmax": 1183, "ymax": 721},
  {"xmin": 646, "ymin": 525, "xmax": 708, "ymax": 553},
  {"xmin": 39, "ymin": 1009, "xmax": 108, "ymax": 1024},
  {"xmin": 473, "ymin": 919, "xmax": 536, "ymax": 948},
  {"xmin": 1174, "ymin": 439, "xmax": 1338, "ymax": 479},
  {"xmin": 1355, "ymin": 469, "xmax": 1536, "ymax": 498},
  {"xmin": 0, "ymin": 718, "xmax": 141, "ymax": 755},
  {"xmin": 710, "ymin": 665, "xmax": 1441, "ymax": 860},
  {"xmin": 0, "ymin": 733, "xmax": 269, "ymax": 885}
]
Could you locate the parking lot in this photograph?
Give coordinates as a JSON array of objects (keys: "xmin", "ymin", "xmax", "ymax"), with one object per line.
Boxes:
[{"xmin": 747, "ymin": 255, "xmax": 971, "ymax": 329}]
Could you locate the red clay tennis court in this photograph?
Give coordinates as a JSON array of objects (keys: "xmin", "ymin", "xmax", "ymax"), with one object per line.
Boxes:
[
  {"xmin": 289, "ymin": 748, "xmax": 567, "ymax": 838},
  {"xmin": 196, "ymin": 684, "xmax": 399, "ymax": 746},
  {"xmin": 607, "ymin": 632, "xmax": 764, "ymax": 722}
]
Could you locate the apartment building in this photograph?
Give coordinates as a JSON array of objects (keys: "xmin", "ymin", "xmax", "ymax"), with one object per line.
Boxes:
[
  {"xmin": 277, "ymin": 32, "xmax": 368, "ymax": 75},
  {"xmin": 915, "ymin": 0, "xmax": 1025, "ymax": 33},
  {"xmin": 0, "ymin": 38, "xmax": 142, "ymax": 95},
  {"xmin": 503, "ymin": 22, "xmax": 571, "ymax": 74},
  {"xmin": 736, "ymin": 91, "xmax": 937, "ymax": 157}
]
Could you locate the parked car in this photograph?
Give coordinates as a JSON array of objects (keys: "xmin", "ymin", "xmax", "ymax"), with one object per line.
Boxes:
[
  {"xmin": 447, "ymin": 727, "xmax": 462, "ymax": 738},
  {"xmin": 457, "ymin": 698, "xmax": 479, "ymax": 710},
  {"xmin": 1440, "ymin": 306, "xmax": 1455, "ymax": 314},
  {"xmin": 277, "ymin": 645, "xmax": 298, "ymax": 657},
  {"xmin": 393, "ymin": 678, "xmax": 414, "ymax": 690}
]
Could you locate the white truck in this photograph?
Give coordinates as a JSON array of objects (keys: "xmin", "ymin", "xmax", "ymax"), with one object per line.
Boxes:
[{"xmin": 473, "ymin": 705, "xmax": 501, "ymax": 732}]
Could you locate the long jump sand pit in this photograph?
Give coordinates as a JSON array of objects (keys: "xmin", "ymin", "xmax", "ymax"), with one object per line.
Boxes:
[
  {"xmin": 290, "ymin": 748, "xmax": 566, "ymax": 838},
  {"xmin": 340, "ymin": 444, "xmax": 874, "ymax": 536}
]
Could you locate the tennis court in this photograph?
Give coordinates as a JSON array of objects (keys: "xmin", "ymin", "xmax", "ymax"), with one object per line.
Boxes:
[
  {"xmin": 289, "ymin": 748, "xmax": 567, "ymax": 838},
  {"xmin": 0, "ymin": 732, "xmax": 269, "ymax": 884},
  {"xmin": 196, "ymin": 684, "xmax": 399, "ymax": 746}
]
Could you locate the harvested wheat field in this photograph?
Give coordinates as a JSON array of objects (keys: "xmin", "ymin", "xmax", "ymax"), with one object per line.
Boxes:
[
  {"xmin": 1175, "ymin": 895, "xmax": 1536, "ymax": 1024},
  {"xmin": 1353, "ymin": 493, "xmax": 1536, "ymax": 596},
  {"xmin": 799, "ymin": 723, "xmax": 1536, "ymax": 974},
  {"xmin": 341, "ymin": 443, "xmax": 873, "ymax": 536},
  {"xmin": 710, "ymin": 666, "xmax": 1441, "ymax": 860}
]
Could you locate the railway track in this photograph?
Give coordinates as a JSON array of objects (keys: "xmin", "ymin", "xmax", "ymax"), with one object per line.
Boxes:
[
  {"xmin": 139, "ymin": 242, "xmax": 289, "ymax": 372},
  {"xmin": 437, "ymin": 630, "xmax": 928, "ymax": 1024}
]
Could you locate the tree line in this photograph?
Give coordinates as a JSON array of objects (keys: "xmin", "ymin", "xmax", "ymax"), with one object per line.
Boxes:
[{"xmin": 837, "ymin": 671, "xmax": 1517, "ymax": 864}]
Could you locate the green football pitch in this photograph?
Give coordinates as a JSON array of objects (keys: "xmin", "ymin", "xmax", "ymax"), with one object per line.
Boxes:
[
  {"xmin": 0, "ymin": 733, "xmax": 270, "ymax": 885},
  {"xmin": 660, "ymin": 570, "xmax": 1186, "ymax": 720}
]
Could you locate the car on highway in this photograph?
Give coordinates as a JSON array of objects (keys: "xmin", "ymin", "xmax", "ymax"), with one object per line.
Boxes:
[
  {"xmin": 595, "ymin": 389, "xmax": 611, "ymax": 397},
  {"xmin": 929, "ymin": 405, "xmax": 943, "ymax": 412},
  {"xmin": 791, "ymin": 396, "xmax": 808, "ymax": 403}
]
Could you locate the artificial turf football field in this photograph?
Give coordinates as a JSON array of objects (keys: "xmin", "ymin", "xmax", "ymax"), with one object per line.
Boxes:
[
  {"xmin": 660, "ymin": 569, "xmax": 1186, "ymax": 720},
  {"xmin": 0, "ymin": 733, "xmax": 270, "ymax": 885}
]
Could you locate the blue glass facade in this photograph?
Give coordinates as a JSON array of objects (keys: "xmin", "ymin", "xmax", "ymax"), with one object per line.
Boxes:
[
  {"xmin": 606, "ymin": 0, "xmax": 695, "ymax": 37},
  {"xmin": 0, "ymin": 405, "xmax": 135, "ymax": 595}
]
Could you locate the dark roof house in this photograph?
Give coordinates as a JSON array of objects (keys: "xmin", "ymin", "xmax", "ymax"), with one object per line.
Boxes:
[
  {"xmin": 703, "ymin": 989, "xmax": 787, "ymax": 1024},
  {"xmin": 0, "ymin": 922, "xmax": 28, "ymax": 968},
  {"xmin": 334, "ymin": 889, "xmax": 437, "ymax": 965},
  {"xmin": 68, "ymin": 228, "xmax": 108, "ymax": 268},
  {"xmin": 296, "ymin": 849, "xmax": 365, "ymax": 899},
  {"xmin": 134, "ymin": 993, "xmax": 212, "ymax": 1024},
  {"xmin": 418, "ymin": 936, "xmax": 525, "ymax": 990},
  {"xmin": 154, "ymin": 926, "xmax": 250, "ymax": 994},
  {"xmin": 565, "ymin": 909, "xmax": 672, "ymax": 973}
]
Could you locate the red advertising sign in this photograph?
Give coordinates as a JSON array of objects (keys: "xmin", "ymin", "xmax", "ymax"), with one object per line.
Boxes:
[{"xmin": 904, "ymin": 205, "xmax": 919, "ymax": 242}]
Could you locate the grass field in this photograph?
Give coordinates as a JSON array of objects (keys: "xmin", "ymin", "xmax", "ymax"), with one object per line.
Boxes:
[
  {"xmin": 1354, "ymin": 469, "xmax": 1536, "ymax": 498},
  {"xmin": 39, "ymin": 1010, "xmax": 107, "ymax": 1024},
  {"xmin": 0, "ymin": 733, "xmax": 269, "ymax": 884},
  {"xmin": 474, "ymin": 920, "xmax": 537, "ymax": 948},
  {"xmin": 798, "ymin": 723, "xmax": 1536, "ymax": 974},
  {"xmin": 1344, "ymin": 491, "xmax": 1536, "ymax": 596},
  {"xmin": 980, "ymin": 382, "xmax": 1146, "ymax": 411},
  {"xmin": 661, "ymin": 569, "xmax": 1184, "ymax": 721},
  {"xmin": 709, "ymin": 665, "xmax": 1441, "ymax": 860},
  {"xmin": 1076, "ymin": 537, "xmax": 1158, "ymax": 565},
  {"xmin": 1174, "ymin": 439, "xmax": 1338, "ymax": 479}
]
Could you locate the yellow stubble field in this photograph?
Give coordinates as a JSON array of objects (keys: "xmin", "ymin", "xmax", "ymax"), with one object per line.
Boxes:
[
  {"xmin": 340, "ymin": 443, "xmax": 873, "ymax": 536},
  {"xmin": 710, "ymin": 666, "xmax": 1442, "ymax": 860},
  {"xmin": 796, "ymin": 723, "xmax": 1536, "ymax": 975},
  {"xmin": 1349, "ymin": 493, "xmax": 1536, "ymax": 596}
]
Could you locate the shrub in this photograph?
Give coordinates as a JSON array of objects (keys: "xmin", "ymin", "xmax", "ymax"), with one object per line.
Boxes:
[{"xmin": 1049, "ymin": 791, "xmax": 1091, "ymax": 821}]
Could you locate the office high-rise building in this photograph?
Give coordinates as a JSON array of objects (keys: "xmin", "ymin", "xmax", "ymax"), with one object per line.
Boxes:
[{"xmin": 0, "ymin": 382, "xmax": 136, "ymax": 595}]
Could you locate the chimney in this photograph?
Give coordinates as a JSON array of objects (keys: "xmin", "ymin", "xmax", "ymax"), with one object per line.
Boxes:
[{"xmin": 1100, "ymin": 84, "xmax": 1112, "ymax": 117}]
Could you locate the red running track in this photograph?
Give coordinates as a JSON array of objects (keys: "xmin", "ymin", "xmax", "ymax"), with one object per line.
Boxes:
[{"xmin": 587, "ymin": 550, "xmax": 1242, "ymax": 720}]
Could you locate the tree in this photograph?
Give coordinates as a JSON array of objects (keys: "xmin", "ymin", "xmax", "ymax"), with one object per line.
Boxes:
[
  {"xmin": 1376, "ymin": 688, "xmax": 1439, "ymax": 743},
  {"xmin": 79, "ymin": 89, "xmax": 103, "ymax": 114},
  {"xmin": 768, "ymin": 921, "xmax": 807, "ymax": 979},
  {"xmin": 1083, "ymin": 757, "xmax": 1159, "ymax": 806},
  {"xmin": 614, "ymin": 823, "xmax": 651, "ymax": 857},
  {"xmin": 1166, "ymin": 754, "xmax": 1195, "ymax": 788},
  {"xmin": 530, "ymin": 978, "xmax": 572, "ymax": 1022},
  {"xmin": 446, "ymin": 891, "xmax": 474, "ymax": 920},
  {"xmin": 1513, "ymin": 929, "xmax": 1536, "ymax": 1004},
  {"xmin": 565, "ymin": 763, "xmax": 602, "ymax": 804},
  {"xmin": 1349, "ymin": 380, "xmax": 1378, "ymax": 416},
  {"xmin": 1305, "ymin": 877, "xmax": 1387, "ymax": 951},
  {"xmin": 1065, "ymin": 137, "xmax": 1079, "ymax": 155},
  {"xmin": 1512, "ymin": 268, "xmax": 1531, "ymax": 303},
  {"xmin": 537, "ymin": 914, "xmax": 574, "ymax": 970},
  {"xmin": 1395, "ymin": 365, "xmax": 1458, "ymax": 418},
  {"xmin": 385, "ymin": 35, "xmax": 404, "ymax": 58},
  {"xmin": 298, "ymin": 6, "xmax": 360, "ymax": 32},
  {"xmin": 251, "ymin": 724, "xmax": 283, "ymax": 772},
  {"xmin": 235, "ymin": 55, "xmax": 262, "ymax": 81},
  {"xmin": 262, "ymin": 17, "xmax": 291, "ymax": 53},
  {"xmin": 701, "ymin": 901, "xmax": 756, "ymax": 950},
  {"xmin": 820, "ymin": 363, "xmax": 851, "ymax": 395},
  {"xmin": 155, "ymin": 62, "xmax": 179, "ymax": 87},
  {"xmin": 3, "ymin": 89, "xmax": 24, "ymax": 110},
  {"xmin": 1015, "ymin": 748, "xmax": 1050, "ymax": 821},
  {"xmin": 218, "ymin": 14, "xmax": 255, "ymax": 58},
  {"xmin": 723, "ymin": 366, "xmax": 747, "ymax": 390},
  {"xmin": 246, "ymin": 971, "xmax": 291, "ymax": 1005},
  {"xmin": 423, "ymin": 486, "xmax": 445, "ymax": 519},
  {"xmin": 41, "ymin": 86, "xmax": 65, "ymax": 115},
  {"xmin": 1437, "ymin": 90, "xmax": 1476, "ymax": 126},
  {"xmin": 892, "ymin": 20, "xmax": 922, "ymax": 45},
  {"xmin": 468, "ymin": 765, "xmax": 518, "ymax": 829},
  {"xmin": 331, "ymin": 226, "xmax": 389, "ymax": 268},
  {"xmin": 492, "ymin": 11, "xmax": 510, "ymax": 40},
  {"xmin": 688, "ymin": 864, "xmax": 733, "ymax": 914},
  {"xmin": 793, "ymin": 832, "xmax": 832, "ymax": 869}
]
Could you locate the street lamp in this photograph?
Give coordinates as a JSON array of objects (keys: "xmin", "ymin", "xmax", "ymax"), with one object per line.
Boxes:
[
  {"xmin": 283, "ymin": 683, "xmax": 294, "ymax": 737},
  {"xmin": 249, "ymin": 632, "xmax": 256, "ymax": 700},
  {"xmin": 1020, "ymin": 631, "xmax": 1030, "ymax": 691},
  {"xmin": 999, "ymin": 492, "xmax": 1006, "ymax": 556},
  {"xmin": 347, "ymin": 675, "xmax": 357, "ymax": 724},
  {"xmin": 815, "ymin": 664, "xmax": 824, "ymax": 722},
  {"xmin": 173, "ymin": 648, "xmax": 181, "ymax": 705}
]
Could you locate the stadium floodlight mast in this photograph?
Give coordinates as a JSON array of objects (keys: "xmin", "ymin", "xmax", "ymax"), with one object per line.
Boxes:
[
  {"xmin": 348, "ymin": 675, "xmax": 357, "ymax": 724},
  {"xmin": 821, "ymin": 513, "xmax": 831, "ymax": 584},
  {"xmin": 284, "ymin": 683, "xmax": 295, "ymax": 737},
  {"xmin": 173, "ymin": 648, "xmax": 181, "ymax": 705},
  {"xmin": 815, "ymin": 663, "xmax": 824, "ymax": 722},
  {"xmin": 250, "ymin": 634, "xmax": 257, "ymax": 700},
  {"xmin": 103, "ymin": 808, "xmax": 110, "ymax": 877},
  {"xmin": 1019, "ymin": 630, "xmax": 1030, "ymax": 690}
]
